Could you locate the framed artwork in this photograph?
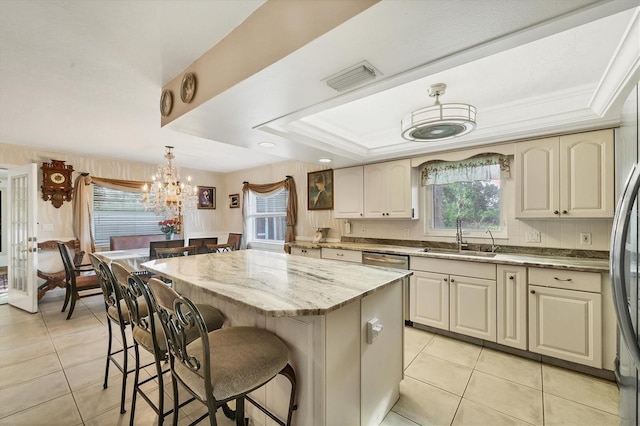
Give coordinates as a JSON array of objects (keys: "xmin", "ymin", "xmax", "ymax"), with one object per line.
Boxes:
[
  {"xmin": 308, "ymin": 169, "xmax": 333, "ymax": 210},
  {"xmin": 229, "ymin": 193, "xmax": 240, "ymax": 208},
  {"xmin": 197, "ymin": 186, "xmax": 216, "ymax": 209}
]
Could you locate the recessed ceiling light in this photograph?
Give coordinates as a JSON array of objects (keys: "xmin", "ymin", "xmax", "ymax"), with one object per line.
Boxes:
[
  {"xmin": 319, "ymin": 158, "xmax": 332, "ymax": 163},
  {"xmin": 258, "ymin": 142, "xmax": 275, "ymax": 148}
]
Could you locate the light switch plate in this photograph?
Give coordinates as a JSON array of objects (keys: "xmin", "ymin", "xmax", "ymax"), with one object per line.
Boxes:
[{"xmin": 580, "ymin": 232, "xmax": 592, "ymax": 245}]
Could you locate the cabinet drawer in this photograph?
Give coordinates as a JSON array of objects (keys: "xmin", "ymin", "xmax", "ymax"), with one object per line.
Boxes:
[
  {"xmin": 291, "ymin": 247, "xmax": 321, "ymax": 259},
  {"xmin": 322, "ymin": 248, "xmax": 362, "ymax": 263},
  {"xmin": 410, "ymin": 256, "xmax": 495, "ymax": 280},
  {"xmin": 529, "ymin": 267, "xmax": 600, "ymax": 293}
]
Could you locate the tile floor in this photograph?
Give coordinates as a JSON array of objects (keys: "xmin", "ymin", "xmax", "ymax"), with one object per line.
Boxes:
[{"xmin": 0, "ymin": 291, "xmax": 622, "ymax": 426}]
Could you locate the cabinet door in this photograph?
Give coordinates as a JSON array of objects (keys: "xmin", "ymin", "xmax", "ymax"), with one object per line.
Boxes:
[
  {"xmin": 363, "ymin": 163, "xmax": 386, "ymax": 217},
  {"xmin": 515, "ymin": 137, "xmax": 560, "ymax": 218},
  {"xmin": 528, "ymin": 285, "xmax": 602, "ymax": 368},
  {"xmin": 334, "ymin": 166, "xmax": 364, "ymax": 219},
  {"xmin": 449, "ymin": 275, "xmax": 497, "ymax": 341},
  {"xmin": 385, "ymin": 159, "xmax": 414, "ymax": 218},
  {"xmin": 410, "ymin": 271, "xmax": 449, "ymax": 330},
  {"xmin": 560, "ymin": 129, "xmax": 614, "ymax": 218},
  {"xmin": 497, "ymin": 265, "xmax": 527, "ymax": 350}
]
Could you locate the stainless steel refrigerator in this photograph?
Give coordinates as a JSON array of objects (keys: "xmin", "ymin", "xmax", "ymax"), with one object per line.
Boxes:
[{"xmin": 612, "ymin": 83, "xmax": 640, "ymax": 426}]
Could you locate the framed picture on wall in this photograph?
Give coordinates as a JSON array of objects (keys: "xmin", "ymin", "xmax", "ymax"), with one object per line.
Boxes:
[
  {"xmin": 197, "ymin": 186, "xmax": 216, "ymax": 209},
  {"xmin": 308, "ymin": 169, "xmax": 333, "ymax": 210},
  {"xmin": 229, "ymin": 193, "xmax": 240, "ymax": 208}
]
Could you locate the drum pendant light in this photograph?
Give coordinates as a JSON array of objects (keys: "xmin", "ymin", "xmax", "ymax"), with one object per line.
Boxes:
[{"xmin": 401, "ymin": 83, "xmax": 476, "ymax": 141}]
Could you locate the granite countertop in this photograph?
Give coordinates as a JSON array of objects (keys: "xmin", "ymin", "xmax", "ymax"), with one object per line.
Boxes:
[
  {"xmin": 288, "ymin": 241, "xmax": 610, "ymax": 273},
  {"xmin": 141, "ymin": 250, "xmax": 411, "ymax": 317}
]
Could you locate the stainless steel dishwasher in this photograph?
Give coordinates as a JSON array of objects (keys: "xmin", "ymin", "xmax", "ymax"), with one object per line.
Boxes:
[{"xmin": 362, "ymin": 252, "xmax": 411, "ymax": 324}]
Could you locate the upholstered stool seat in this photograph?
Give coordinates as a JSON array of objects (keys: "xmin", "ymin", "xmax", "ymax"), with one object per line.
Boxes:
[{"xmin": 176, "ymin": 326, "xmax": 288, "ymax": 402}]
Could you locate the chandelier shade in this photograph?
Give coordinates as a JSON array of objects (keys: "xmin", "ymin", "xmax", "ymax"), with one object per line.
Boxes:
[
  {"xmin": 401, "ymin": 83, "xmax": 476, "ymax": 142},
  {"xmin": 142, "ymin": 146, "xmax": 197, "ymax": 218}
]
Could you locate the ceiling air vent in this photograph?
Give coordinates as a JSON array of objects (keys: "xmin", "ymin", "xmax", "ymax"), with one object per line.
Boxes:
[{"xmin": 324, "ymin": 61, "xmax": 378, "ymax": 92}]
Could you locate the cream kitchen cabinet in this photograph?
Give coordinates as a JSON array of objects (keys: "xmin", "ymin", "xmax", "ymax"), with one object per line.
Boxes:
[
  {"xmin": 291, "ymin": 247, "xmax": 321, "ymax": 259},
  {"xmin": 333, "ymin": 166, "xmax": 364, "ymax": 219},
  {"xmin": 363, "ymin": 159, "xmax": 418, "ymax": 219},
  {"xmin": 528, "ymin": 267, "xmax": 602, "ymax": 368},
  {"xmin": 321, "ymin": 248, "xmax": 362, "ymax": 263},
  {"xmin": 410, "ymin": 257, "xmax": 496, "ymax": 341},
  {"xmin": 515, "ymin": 129, "xmax": 614, "ymax": 218},
  {"xmin": 497, "ymin": 265, "xmax": 527, "ymax": 350}
]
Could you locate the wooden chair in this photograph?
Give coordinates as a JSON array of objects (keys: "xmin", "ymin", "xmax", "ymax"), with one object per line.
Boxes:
[
  {"xmin": 155, "ymin": 245, "xmax": 197, "ymax": 259},
  {"xmin": 205, "ymin": 243, "xmax": 236, "ymax": 253},
  {"xmin": 188, "ymin": 237, "xmax": 219, "ymax": 255},
  {"xmin": 37, "ymin": 239, "xmax": 84, "ymax": 300},
  {"xmin": 148, "ymin": 279, "xmax": 297, "ymax": 426},
  {"xmin": 226, "ymin": 233, "xmax": 243, "ymax": 250},
  {"xmin": 149, "ymin": 240, "xmax": 185, "ymax": 260},
  {"xmin": 57, "ymin": 241, "xmax": 101, "ymax": 319}
]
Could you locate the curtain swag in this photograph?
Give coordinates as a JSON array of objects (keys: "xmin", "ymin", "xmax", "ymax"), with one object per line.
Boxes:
[
  {"xmin": 420, "ymin": 154, "xmax": 511, "ymax": 186},
  {"xmin": 72, "ymin": 174, "xmax": 148, "ymax": 257},
  {"xmin": 242, "ymin": 176, "xmax": 297, "ymax": 254}
]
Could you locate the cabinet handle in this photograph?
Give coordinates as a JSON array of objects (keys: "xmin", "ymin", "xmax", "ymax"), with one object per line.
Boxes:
[
  {"xmin": 509, "ymin": 275, "xmax": 515, "ymax": 280},
  {"xmin": 444, "ymin": 278, "xmax": 448, "ymax": 282},
  {"xmin": 450, "ymin": 278, "xmax": 455, "ymax": 283},
  {"xmin": 530, "ymin": 290, "xmax": 536, "ymax": 294},
  {"xmin": 553, "ymin": 277, "xmax": 572, "ymax": 282},
  {"xmin": 553, "ymin": 210, "xmax": 559, "ymax": 215},
  {"xmin": 562, "ymin": 210, "xmax": 568, "ymax": 214},
  {"xmin": 337, "ymin": 253, "xmax": 344, "ymax": 256}
]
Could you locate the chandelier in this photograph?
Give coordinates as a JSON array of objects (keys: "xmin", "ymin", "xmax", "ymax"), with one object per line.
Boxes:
[
  {"xmin": 401, "ymin": 83, "xmax": 476, "ymax": 141},
  {"xmin": 142, "ymin": 146, "xmax": 198, "ymax": 217}
]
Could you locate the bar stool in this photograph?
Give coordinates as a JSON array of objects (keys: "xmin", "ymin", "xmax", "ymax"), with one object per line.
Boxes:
[
  {"xmin": 148, "ymin": 278, "xmax": 297, "ymax": 426},
  {"xmin": 113, "ymin": 264, "xmax": 226, "ymax": 425}
]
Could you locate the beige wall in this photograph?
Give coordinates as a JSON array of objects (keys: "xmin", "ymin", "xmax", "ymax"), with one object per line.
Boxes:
[{"xmin": 1, "ymin": 142, "xmax": 612, "ymax": 253}]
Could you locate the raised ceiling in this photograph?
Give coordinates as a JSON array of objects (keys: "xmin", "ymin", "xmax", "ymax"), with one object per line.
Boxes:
[{"xmin": 1, "ymin": 0, "xmax": 638, "ymax": 173}]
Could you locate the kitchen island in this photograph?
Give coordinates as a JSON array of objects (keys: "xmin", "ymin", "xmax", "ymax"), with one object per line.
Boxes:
[{"xmin": 142, "ymin": 250, "xmax": 412, "ymax": 426}]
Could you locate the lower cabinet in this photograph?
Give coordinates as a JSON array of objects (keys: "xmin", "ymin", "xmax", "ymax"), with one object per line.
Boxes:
[
  {"xmin": 497, "ymin": 265, "xmax": 528, "ymax": 350},
  {"xmin": 291, "ymin": 247, "xmax": 321, "ymax": 259},
  {"xmin": 410, "ymin": 271, "xmax": 449, "ymax": 330},
  {"xmin": 528, "ymin": 283, "xmax": 602, "ymax": 368}
]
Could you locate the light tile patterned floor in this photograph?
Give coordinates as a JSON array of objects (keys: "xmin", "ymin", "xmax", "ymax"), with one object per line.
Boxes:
[{"xmin": 0, "ymin": 292, "xmax": 622, "ymax": 425}]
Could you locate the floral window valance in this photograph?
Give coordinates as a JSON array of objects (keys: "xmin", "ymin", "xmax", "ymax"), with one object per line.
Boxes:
[{"xmin": 420, "ymin": 154, "xmax": 511, "ymax": 186}]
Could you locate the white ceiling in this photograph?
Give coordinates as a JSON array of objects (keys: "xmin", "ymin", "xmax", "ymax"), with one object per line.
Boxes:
[{"xmin": 1, "ymin": 0, "xmax": 638, "ymax": 173}]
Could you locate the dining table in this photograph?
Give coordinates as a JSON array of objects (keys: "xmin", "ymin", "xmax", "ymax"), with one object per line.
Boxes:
[{"xmin": 93, "ymin": 247, "xmax": 150, "ymax": 272}]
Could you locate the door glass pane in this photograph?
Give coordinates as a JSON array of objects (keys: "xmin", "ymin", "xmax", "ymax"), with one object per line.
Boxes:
[{"xmin": 11, "ymin": 174, "xmax": 27, "ymax": 292}]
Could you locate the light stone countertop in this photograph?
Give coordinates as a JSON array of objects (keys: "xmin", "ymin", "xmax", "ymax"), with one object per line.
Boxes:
[
  {"xmin": 141, "ymin": 250, "xmax": 411, "ymax": 317},
  {"xmin": 288, "ymin": 241, "xmax": 610, "ymax": 273}
]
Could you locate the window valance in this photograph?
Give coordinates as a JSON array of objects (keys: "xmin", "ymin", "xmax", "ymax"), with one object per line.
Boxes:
[{"xmin": 420, "ymin": 154, "xmax": 511, "ymax": 186}]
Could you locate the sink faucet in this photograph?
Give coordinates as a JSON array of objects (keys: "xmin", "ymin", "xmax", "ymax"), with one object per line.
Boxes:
[
  {"xmin": 456, "ymin": 218, "xmax": 467, "ymax": 252},
  {"xmin": 486, "ymin": 229, "xmax": 498, "ymax": 253}
]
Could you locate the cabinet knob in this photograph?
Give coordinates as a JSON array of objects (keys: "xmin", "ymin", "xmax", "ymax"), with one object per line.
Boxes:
[
  {"xmin": 553, "ymin": 210, "xmax": 559, "ymax": 215},
  {"xmin": 530, "ymin": 290, "xmax": 536, "ymax": 294},
  {"xmin": 450, "ymin": 278, "xmax": 455, "ymax": 283},
  {"xmin": 562, "ymin": 210, "xmax": 568, "ymax": 214},
  {"xmin": 444, "ymin": 278, "xmax": 448, "ymax": 282},
  {"xmin": 509, "ymin": 275, "xmax": 515, "ymax": 280}
]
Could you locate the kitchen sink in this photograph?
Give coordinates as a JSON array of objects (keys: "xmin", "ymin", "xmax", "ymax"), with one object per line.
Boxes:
[{"xmin": 420, "ymin": 248, "xmax": 497, "ymax": 258}]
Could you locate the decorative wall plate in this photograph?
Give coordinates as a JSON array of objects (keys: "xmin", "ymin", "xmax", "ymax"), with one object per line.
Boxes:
[
  {"xmin": 160, "ymin": 89, "xmax": 173, "ymax": 117},
  {"xmin": 180, "ymin": 72, "xmax": 196, "ymax": 103}
]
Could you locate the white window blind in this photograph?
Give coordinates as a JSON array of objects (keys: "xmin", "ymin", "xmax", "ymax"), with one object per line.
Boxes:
[
  {"xmin": 246, "ymin": 188, "xmax": 288, "ymax": 242},
  {"xmin": 93, "ymin": 186, "xmax": 163, "ymax": 250}
]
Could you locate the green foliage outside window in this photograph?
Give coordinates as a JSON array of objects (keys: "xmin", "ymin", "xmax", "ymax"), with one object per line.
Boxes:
[{"xmin": 433, "ymin": 180, "xmax": 500, "ymax": 230}]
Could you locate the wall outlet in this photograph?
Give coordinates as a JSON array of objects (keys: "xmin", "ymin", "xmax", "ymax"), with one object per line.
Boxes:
[
  {"xmin": 580, "ymin": 232, "xmax": 592, "ymax": 245},
  {"xmin": 360, "ymin": 225, "xmax": 366, "ymax": 234},
  {"xmin": 403, "ymin": 228, "xmax": 410, "ymax": 237},
  {"xmin": 525, "ymin": 231, "xmax": 541, "ymax": 243}
]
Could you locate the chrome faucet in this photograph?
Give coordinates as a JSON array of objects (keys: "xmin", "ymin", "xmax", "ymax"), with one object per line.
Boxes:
[
  {"xmin": 456, "ymin": 218, "xmax": 467, "ymax": 252},
  {"xmin": 486, "ymin": 229, "xmax": 498, "ymax": 253}
]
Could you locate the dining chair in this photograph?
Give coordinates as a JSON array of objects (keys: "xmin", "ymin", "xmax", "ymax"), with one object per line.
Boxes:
[
  {"xmin": 88, "ymin": 254, "xmax": 139, "ymax": 414},
  {"xmin": 155, "ymin": 245, "xmax": 197, "ymax": 258},
  {"xmin": 188, "ymin": 237, "xmax": 219, "ymax": 255},
  {"xmin": 149, "ymin": 239, "xmax": 185, "ymax": 260},
  {"xmin": 205, "ymin": 243, "xmax": 236, "ymax": 253},
  {"xmin": 118, "ymin": 269, "xmax": 227, "ymax": 426},
  {"xmin": 57, "ymin": 241, "xmax": 101, "ymax": 319},
  {"xmin": 226, "ymin": 233, "xmax": 243, "ymax": 250},
  {"xmin": 148, "ymin": 278, "xmax": 297, "ymax": 426}
]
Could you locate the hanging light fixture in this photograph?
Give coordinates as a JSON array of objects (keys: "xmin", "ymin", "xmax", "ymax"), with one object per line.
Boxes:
[
  {"xmin": 401, "ymin": 83, "xmax": 476, "ymax": 141},
  {"xmin": 142, "ymin": 146, "xmax": 197, "ymax": 218}
]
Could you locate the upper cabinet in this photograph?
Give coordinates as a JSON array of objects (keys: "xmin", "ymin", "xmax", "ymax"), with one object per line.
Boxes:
[
  {"xmin": 363, "ymin": 159, "xmax": 419, "ymax": 219},
  {"xmin": 334, "ymin": 159, "xmax": 419, "ymax": 219},
  {"xmin": 334, "ymin": 166, "xmax": 364, "ymax": 219},
  {"xmin": 515, "ymin": 129, "xmax": 614, "ymax": 218}
]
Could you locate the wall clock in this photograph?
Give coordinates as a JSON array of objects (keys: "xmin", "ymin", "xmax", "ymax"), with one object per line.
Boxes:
[{"xmin": 41, "ymin": 160, "xmax": 74, "ymax": 208}]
